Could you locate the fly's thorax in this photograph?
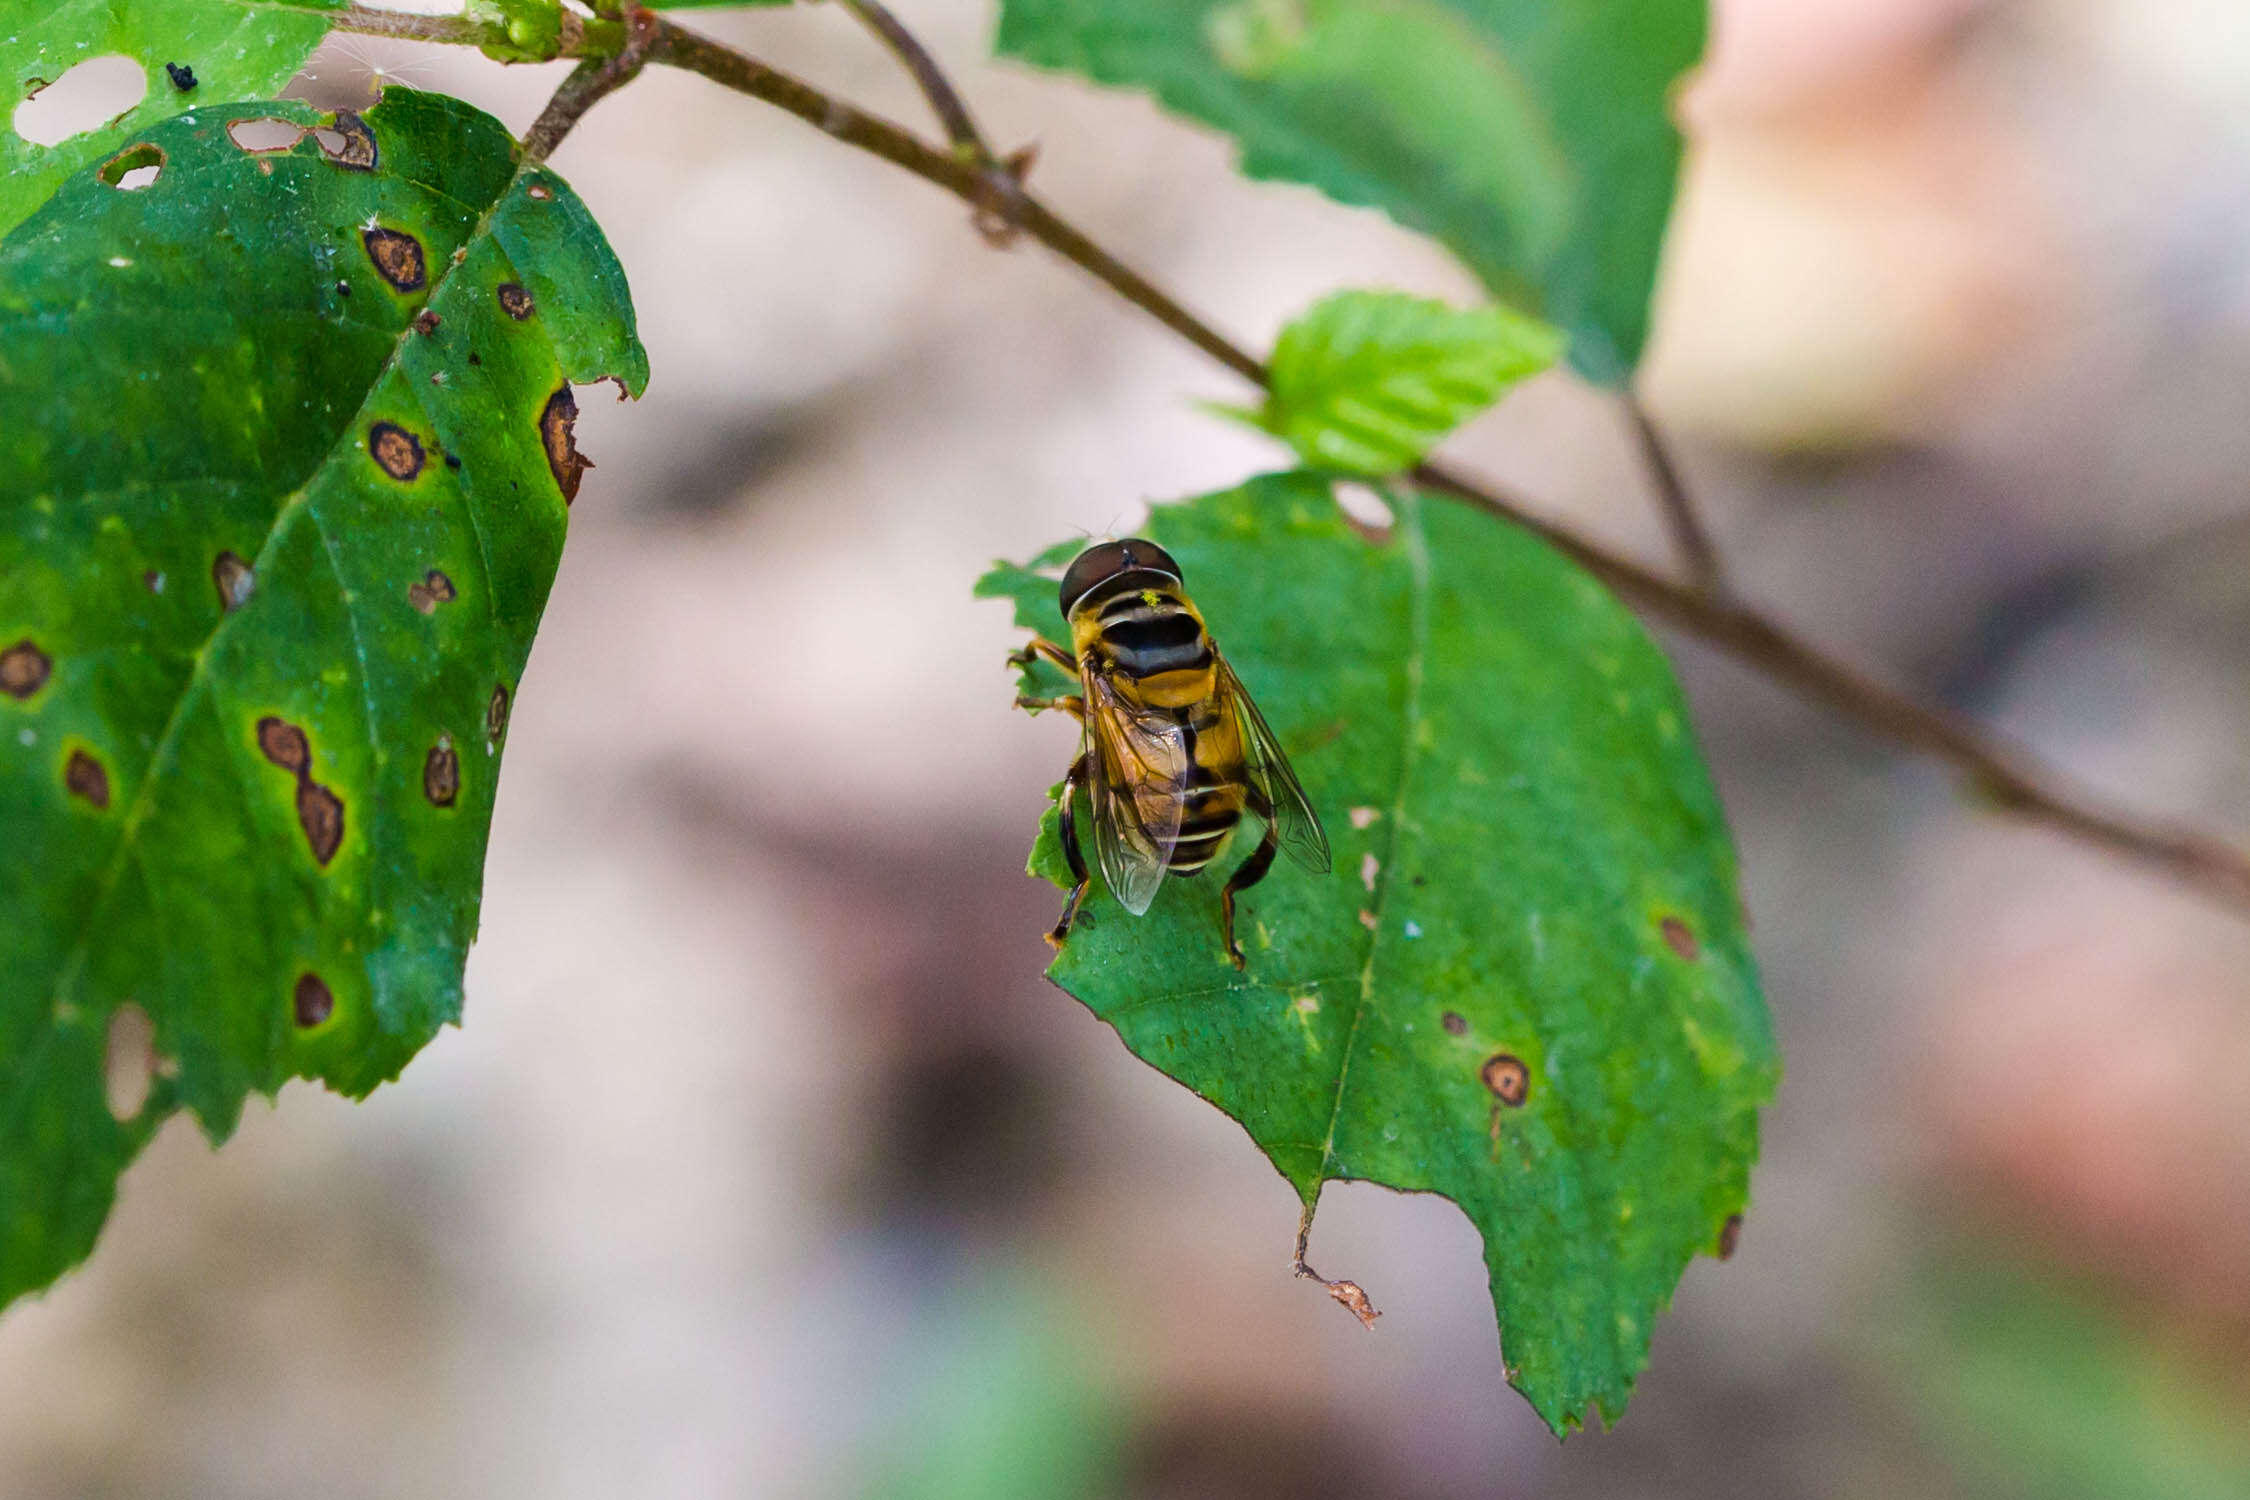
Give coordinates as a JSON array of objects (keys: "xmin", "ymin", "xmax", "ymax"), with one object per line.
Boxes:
[{"xmin": 1069, "ymin": 576, "xmax": 1215, "ymax": 694}]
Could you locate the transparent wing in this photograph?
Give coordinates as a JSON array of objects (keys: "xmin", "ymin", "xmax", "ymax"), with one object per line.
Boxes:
[
  {"xmin": 1216, "ymin": 648, "xmax": 1332, "ymax": 874},
  {"xmin": 1082, "ymin": 668, "xmax": 1188, "ymax": 916}
]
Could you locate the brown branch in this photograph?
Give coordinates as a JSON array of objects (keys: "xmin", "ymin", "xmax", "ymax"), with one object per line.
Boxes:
[
  {"xmin": 832, "ymin": 0, "xmax": 1032, "ymax": 241},
  {"xmin": 1293, "ymin": 1202, "xmax": 1380, "ymax": 1330},
  {"xmin": 330, "ymin": 3, "xmax": 620, "ymax": 57},
  {"xmin": 643, "ymin": 15, "xmax": 2250, "ymax": 915},
  {"xmin": 1625, "ymin": 394, "xmax": 1726, "ymax": 597},
  {"xmin": 518, "ymin": 8, "xmax": 655, "ymax": 168}
]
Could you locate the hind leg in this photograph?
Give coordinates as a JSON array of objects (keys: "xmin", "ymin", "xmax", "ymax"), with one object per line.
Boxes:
[
  {"xmin": 1220, "ymin": 796, "xmax": 1281, "ymax": 969},
  {"xmin": 1048, "ymin": 752, "xmax": 1093, "ymax": 947}
]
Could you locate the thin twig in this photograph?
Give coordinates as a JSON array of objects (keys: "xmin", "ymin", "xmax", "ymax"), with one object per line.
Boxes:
[
  {"xmin": 1406, "ymin": 459, "xmax": 2250, "ymax": 905},
  {"xmin": 1625, "ymin": 395, "xmax": 1726, "ymax": 597},
  {"xmin": 331, "ymin": 4, "xmax": 481, "ymax": 45},
  {"xmin": 1293, "ymin": 1202, "xmax": 1380, "ymax": 1329},
  {"xmin": 633, "ymin": 16, "xmax": 2250, "ymax": 915},
  {"xmin": 834, "ymin": 0, "xmax": 985, "ymax": 165},
  {"xmin": 332, "ymin": 3, "xmax": 619, "ymax": 57},
  {"xmin": 517, "ymin": 7, "xmax": 656, "ymax": 167},
  {"xmin": 832, "ymin": 0, "xmax": 1031, "ymax": 241}
]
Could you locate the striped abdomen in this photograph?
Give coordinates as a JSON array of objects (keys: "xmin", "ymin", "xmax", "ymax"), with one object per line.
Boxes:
[{"xmin": 1071, "ymin": 579, "xmax": 1248, "ymax": 876}]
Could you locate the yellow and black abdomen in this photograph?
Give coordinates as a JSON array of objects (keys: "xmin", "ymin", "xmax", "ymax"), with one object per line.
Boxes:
[{"xmin": 1070, "ymin": 580, "xmax": 1249, "ymax": 876}]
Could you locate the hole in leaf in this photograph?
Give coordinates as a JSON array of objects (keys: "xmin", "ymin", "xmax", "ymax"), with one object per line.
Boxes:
[
  {"xmin": 313, "ymin": 109, "xmax": 377, "ymax": 170},
  {"xmin": 104, "ymin": 1004, "xmax": 158, "ymax": 1122},
  {"xmin": 97, "ymin": 142, "xmax": 165, "ymax": 189},
  {"xmin": 226, "ymin": 115, "xmax": 304, "ymax": 153},
  {"xmin": 1331, "ymin": 481, "xmax": 1394, "ymax": 544},
  {"xmin": 13, "ymin": 55, "xmax": 146, "ymax": 147}
]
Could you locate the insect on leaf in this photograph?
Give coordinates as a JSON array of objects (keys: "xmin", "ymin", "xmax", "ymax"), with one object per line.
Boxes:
[
  {"xmin": 0, "ymin": 89, "xmax": 646, "ymax": 1313},
  {"xmin": 0, "ymin": 0, "xmax": 341, "ymax": 240},
  {"xmin": 977, "ymin": 475, "xmax": 1777, "ymax": 1432},
  {"xmin": 994, "ymin": 0, "xmax": 1704, "ymax": 382},
  {"xmin": 1259, "ymin": 289, "xmax": 1563, "ymax": 475}
]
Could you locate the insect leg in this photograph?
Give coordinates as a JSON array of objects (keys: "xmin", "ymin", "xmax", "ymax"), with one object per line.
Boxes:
[
  {"xmin": 1007, "ymin": 636, "xmax": 1077, "ymax": 673},
  {"xmin": 1221, "ymin": 790, "xmax": 1282, "ymax": 970},
  {"xmin": 1048, "ymin": 752, "xmax": 1093, "ymax": 948},
  {"xmin": 1014, "ymin": 693, "xmax": 1086, "ymax": 719}
]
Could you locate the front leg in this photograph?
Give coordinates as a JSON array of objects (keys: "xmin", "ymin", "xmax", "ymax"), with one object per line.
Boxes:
[
  {"xmin": 1014, "ymin": 693, "xmax": 1085, "ymax": 720},
  {"xmin": 1007, "ymin": 635, "xmax": 1077, "ymax": 674}
]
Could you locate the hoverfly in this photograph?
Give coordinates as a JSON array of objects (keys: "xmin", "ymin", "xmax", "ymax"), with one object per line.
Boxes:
[{"xmin": 1010, "ymin": 538, "xmax": 1331, "ymax": 968}]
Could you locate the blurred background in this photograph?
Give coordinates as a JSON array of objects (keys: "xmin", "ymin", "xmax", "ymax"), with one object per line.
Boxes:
[{"xmin": 7, "ymin": 0, "xmax": 2250, "ymax": 1495}]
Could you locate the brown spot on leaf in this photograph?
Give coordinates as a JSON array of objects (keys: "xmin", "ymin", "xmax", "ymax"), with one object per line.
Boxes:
[
  {"xmin": 143, "ymin": 570, "xmax": 164, "ymax": 593},
  {"xmin": 1717, "ymin": 1214, "xmax": 1743, "ymax": 1261},
  {"xmin": 369, "ymin": 421, "xmax": 425, "ymax": 480},
  {"xmin": 256, "ymin": 715, "xmax": 309, "ymax": 773},
  {"xmin": 97, "ymin": 141, "xmax": 165, "ymax": 189},
  {"xmin": 293, "ymin": 972, "xmax": 334, "ymax": 1028},
  {"xmin": 212, "ymin": 550, "xmax": 254, "ymax": 611},
  {"xmin": 1440, "ymin": 1011, "xmax": 1467, "ymax": 1036},
  {"xmin": 524, "ymin": 181, "xmax": 553, "ymax": 201},
  {"xmin": 424, "ymin": 736, "xmax": 459, "ymax": 807},
  {"xmin": 486, "ymin": 682, "xmax": 510, "ymax": 745},
  {"xmin": 65, "ymin": 748, "xmax": 110, "ymax": 809},
  {"xmin": 362, "ymin": 226, "xmax": 426, "ymax": 292},
  {"xmin": 412, "ymin": 308, "xmax": 441, "ymax": 335},
  {"xmin": 1481, "ymin": 1053, "xmax": 1530, "ymax": 1107},
  {"xmin": 496, "ymin": 281, "xmax": 534, "ymax": 320},
  {"xmin": 0, "ymin": 639, "xmax": 52, "ymax": 699},
  {"xmin": 406, "ymin": 569, "xmax": 456, "ymax": 615},
  {"xmin": 320, "ymin": 108, "xmax": 377, "ymax": 170},
  {"xmin": 1660, "ymin": 915, "xmax": 1700, "ymax": 961},
  {"xmin": 257, "ymin": 717, "xmax": 343, "ymax": 863},
  {"xmin": 297, "ymin": 779, "xmax": 344, "ymax": 865},
  {"xmin": 540, "ymin": 385, "xmax": 590, "ymax": 502}
]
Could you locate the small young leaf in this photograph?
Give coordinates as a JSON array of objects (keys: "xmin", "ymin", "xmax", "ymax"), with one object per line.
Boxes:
[
  {"xmin": 1260, "ymin": 290, "xmax": 1562, "ymax": 475},
  {"xmin": 994, "ymin": 0, "xmax": 1704, "ymax": 382},
  {"xmin": 980, "ymin": 476, "xmax": 1776, "ymax": 1432},
  {"xmin": 0, "ymin": 90, "xmax": 645, "ymax": 1312},
  {"xmin": 0, "ymin": 0, "xmax": 339, "ymax": 239}
]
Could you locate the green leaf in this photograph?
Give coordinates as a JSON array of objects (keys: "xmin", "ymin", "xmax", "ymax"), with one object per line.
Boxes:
[
  {"xmin": 0, "ymin": 89, "xmax": 646, "ymax": 1311},
  {"xmin": 976, "ymin": 475, "xmax": 1776, "ymax": 1431},
  {"xmin": 0, "ymin": 0, "xmax": 340, "ymax": 240},
  {"xmin": 993, "ymin": 0, "xmax": 1704, "ymax": 381},
  {"xmin": 1260, "ymin": 289, "xmax": 1562, "ymax": 474}
]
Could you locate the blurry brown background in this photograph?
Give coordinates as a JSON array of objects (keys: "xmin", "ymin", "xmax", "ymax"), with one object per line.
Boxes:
[{"xmin": 7, "ymin": 0, "xmax": 2250, "ymax": 1495}]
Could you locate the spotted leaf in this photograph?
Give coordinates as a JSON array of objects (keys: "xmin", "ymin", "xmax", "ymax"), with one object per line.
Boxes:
[
  {"xmin": 0, "ymin": 89, "xmax": 646, "ymax": 1311},
  {"xmin": 977, "ymin": 475, "xmax": 1777, "ymax": 1432},
  {"xmin": 0, "ymin": 0, "xmax": 341, "ymax": 239}
]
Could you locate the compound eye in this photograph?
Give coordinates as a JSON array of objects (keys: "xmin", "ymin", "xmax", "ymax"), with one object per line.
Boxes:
[
  {"xmin": 1118, "ymin": 540, "xmax": 1181, "ymax": 579},
  {"xmin": 1058, "ymin": 541, "xmax": 1130, "ymax": 617},
  {"xmin": 1058, "ymin": 537, "xmax": 1182, "ymax": 615}
]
